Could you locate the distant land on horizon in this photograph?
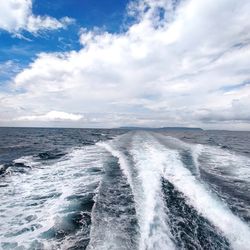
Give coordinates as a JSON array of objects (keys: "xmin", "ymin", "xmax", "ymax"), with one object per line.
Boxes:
[
  {"xmin": 0, "ymin": 126, "xmax": 203, "ymax": 131},
  {"xmin": 119, "ymin": 127, "xmax": 203, "ymax": 131}
]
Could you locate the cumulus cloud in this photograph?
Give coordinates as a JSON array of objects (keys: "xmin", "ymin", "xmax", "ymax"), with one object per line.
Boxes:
[
  {"xmin": 1, "ymin": 0, "xmax": 250, "ymax": 129},
  {"xmin": 16, "ymin": 111, "xmax": 83, "ymax": 122},
  {"xmin": 0, "ymin": 0, "xmax": 73, "ymax": 34}
]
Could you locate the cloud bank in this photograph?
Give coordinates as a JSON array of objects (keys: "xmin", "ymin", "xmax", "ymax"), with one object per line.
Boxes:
[
  {"xmin": 1, "ymin": 0, "xmax": 250, "ymax": 129},
  {"xmin": 16, "ymin": 111, "xmax": 83, "ymax": 122},
  {"xmin": 0, "ymin": 0, "xmax": 73, "ymax": 34}
]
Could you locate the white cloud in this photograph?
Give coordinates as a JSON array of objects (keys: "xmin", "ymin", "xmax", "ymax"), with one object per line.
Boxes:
[
  {"xmin": 1, "ymin": 0, "xmax": 250, "ymax": 129},
  {"xmin": 0, "ymin": 0, "xmax": 73, "ymax": 34},
  {"xmin": 16, "ymin": 111, "xmax": 83, "ymax": 122}
]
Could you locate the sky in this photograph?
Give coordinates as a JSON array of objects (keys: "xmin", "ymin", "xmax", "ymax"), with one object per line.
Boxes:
[{"xmin": 0, "ymin": 0, "xmax": 250, "ymax": 130}]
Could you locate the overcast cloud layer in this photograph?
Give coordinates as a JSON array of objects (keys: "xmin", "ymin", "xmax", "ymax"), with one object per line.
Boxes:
[{"xmin": 1, "ymin": 0, "xmax": 250, "ymax": 129}]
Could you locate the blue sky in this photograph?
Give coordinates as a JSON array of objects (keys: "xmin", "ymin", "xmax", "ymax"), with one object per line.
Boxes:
[
  {"xmin": 0, "ymin": 0, "xmax": 129, "ymax": 79},
  {"xmin": 0, "ymin": 0, "xmax": 250, "ymax": 130}
]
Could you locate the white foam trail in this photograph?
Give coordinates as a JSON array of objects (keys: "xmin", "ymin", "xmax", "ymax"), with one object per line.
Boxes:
[
  {"xmin": 149, "ymin": 135, "xmax": 250, "ymax": 250},
  {"xmin": 0, "ymin": 146, "xmax": 107, "ymax": 249},
  {"xmin": 155, "ymin": 133, "xmax": 250, "ymax": 184},
  {"xmin": 131, "ymin": 133, "xmax": 175, "ymax": 250},
  {"xmin": 88, "ymin": 140, "xmax": 138, "ymax": 250},
  {"xmin": 153, "ymin": 133, "xmax": 202, "ymax": 177},
  {"xmin": 97, "ymin": 141, "xmax": 134, "ymax": 192},
  {"xmin": 13, "ymin": 156, "xmax": 41, "ymax": 168},
  {"xmin": 99, "ymin": 133, "xmax": 175, "ymax": 250},
  {"xmin": 190, "ymin": 144, "xmax": 203, "ymax": 177},
  {"xmin": 200, "ymin": 145, "xmax": 250, "ymax": 183}
]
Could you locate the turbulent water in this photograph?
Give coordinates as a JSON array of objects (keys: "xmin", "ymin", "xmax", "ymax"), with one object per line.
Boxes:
[{"xmin": 0, "ymin": 128, "xmax": 250, "ymax": 250}]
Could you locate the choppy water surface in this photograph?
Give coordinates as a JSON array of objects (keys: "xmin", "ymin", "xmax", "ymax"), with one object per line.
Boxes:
[{"xmin": 0, "ymin": 128, "xmax": 250, "ymax": 249}]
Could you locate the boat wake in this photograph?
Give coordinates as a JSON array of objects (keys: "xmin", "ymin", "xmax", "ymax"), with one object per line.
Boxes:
[
  {"xmin": 1, "ymin": 131, "xmax": 250, "ymax": 249},
  {"xmin": 98, "ymin": 131, "xmax": 250, "ymax": 250}
]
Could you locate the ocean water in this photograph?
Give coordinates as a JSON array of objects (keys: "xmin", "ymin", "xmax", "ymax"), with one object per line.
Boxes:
[{"xmin": 0, "ymin": 128, "xmax": 250, "ymax": 250}]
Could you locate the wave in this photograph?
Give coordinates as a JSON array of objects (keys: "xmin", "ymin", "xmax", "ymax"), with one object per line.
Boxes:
[
  {"xmin": 100, "ymin": 133, "xmax": 176, "ymax": 250},
  {"xmin": 0, "ymin": 145, "xmax": 107, "ymax": 249},
  {"xmin": 87, "ymin": 154, "xmax": 138, "ymax": 250},
  {"xmin": 154, "ymin": 133, "xmax": 250, "ymax": 220},
  {"xmin": 99, "ymin": 131, "xmax": 250, "ymax": 250},
  {"xmin": 147, "ymin": 133, "xmax": 250, "ymax": 250},
  {"xmin": 1, "ymin": 131, "xmax": 250, "ymax": 249},
  {"xmin": 199, "ymin": 144, "xmax": 250, "ymax": 184},
  {"xmin": 131, "ymin": 134, "xmax": 175, "ymax": 250}
]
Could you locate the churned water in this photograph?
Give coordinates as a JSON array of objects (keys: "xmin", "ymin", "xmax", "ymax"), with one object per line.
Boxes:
[{"xmin": 0, "ymin": 128, "xmax": 250, "ymax": 249}]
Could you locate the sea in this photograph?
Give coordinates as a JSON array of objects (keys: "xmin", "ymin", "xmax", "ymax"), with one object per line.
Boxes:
[{"xmin": 0, "ymin": 127, "xmax": 250, "ymax": 250}]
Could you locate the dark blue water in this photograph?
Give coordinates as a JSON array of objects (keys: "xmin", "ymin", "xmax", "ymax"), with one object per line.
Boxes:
[
  {"xmin": 0, "ymin": 127, "xmax": 124, "ymax": 166},
  {"xmin": 0, "ymin": 128, "xmax": 250, "ymax": 249}
]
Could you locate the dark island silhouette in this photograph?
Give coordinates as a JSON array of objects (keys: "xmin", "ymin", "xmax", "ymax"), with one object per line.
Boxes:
[{"xmin": 119, "ymin": 127, "xmax": 203, "ymax": 131}]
